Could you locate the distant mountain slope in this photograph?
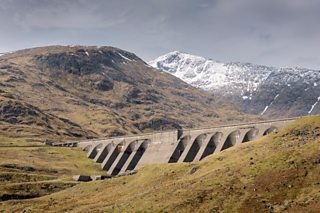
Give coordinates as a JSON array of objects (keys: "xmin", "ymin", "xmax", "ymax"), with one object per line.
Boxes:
[
  {"xmin": 0, "ymin": 46, "xmax": 251, "ymax": 140},
  {"xmin": 150, "ymin": 51, "xmax": 320, "ymax": 118}
]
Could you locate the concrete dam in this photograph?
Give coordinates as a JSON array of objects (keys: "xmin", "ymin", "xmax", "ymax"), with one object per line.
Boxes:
[{"xmin": 55, "ymin": 118, "xmax": 296, "ymax": 176}]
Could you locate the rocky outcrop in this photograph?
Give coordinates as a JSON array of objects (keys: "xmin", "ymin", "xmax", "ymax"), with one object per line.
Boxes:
[
  {"xmin": 0, "ymin": 100, "xmax": 38, "ymax": 124},
  {"xmin": 134, "ymin": 117, "xmax": 182, "ymax": 131}
]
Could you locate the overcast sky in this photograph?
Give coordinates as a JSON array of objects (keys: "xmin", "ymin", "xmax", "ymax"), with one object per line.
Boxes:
[{"xmin": 0, "ymin": 0, "xmax": 319, "ymax": 69}]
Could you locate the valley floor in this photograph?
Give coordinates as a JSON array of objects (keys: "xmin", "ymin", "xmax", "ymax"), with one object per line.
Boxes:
[{"xmin": 0, "ymin": 116, "xmax": 319, "ymax": 212}]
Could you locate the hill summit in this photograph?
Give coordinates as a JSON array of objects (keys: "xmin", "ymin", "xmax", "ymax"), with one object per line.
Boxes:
[{"xmin": 0, "ymin": 46, "xmax": 250, "ymax": 141}]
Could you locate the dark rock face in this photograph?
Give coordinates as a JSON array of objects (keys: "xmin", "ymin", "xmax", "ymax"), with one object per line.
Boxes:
[
  {"xmin": 36, "ymin": 52, "xmax": 103, "ymax": 75},
  {"xmin": 0, "ymin": 101, "xmax": 38, "ymax": 124},
  {"xmin": 35, "ymin": 49, "xmax": 117, "ymax": 75},
  {"xmin": 144, "ymin": 89, "xmax": 162, "ymax": 103},
  {"xmin": 108, "ymin": 129, "xmax": 126, "ymax": 137},
  {"xmin": 121, "ymin": 88, "xmax": 163, "ymax": 105},
  {"xmin": 94, "ymin": 79, "xmax": 114, "ymax": 91},
  {"xmin": 134, "ymin": 117, "xmax": 182, "ymax": 131},
  {"xmin": 34, "ymin": 47, "xmax": 141, "ymax": 76},
  {"xmin": 124, "ymin": 88, "xmax": 141, "ymax": 104}
]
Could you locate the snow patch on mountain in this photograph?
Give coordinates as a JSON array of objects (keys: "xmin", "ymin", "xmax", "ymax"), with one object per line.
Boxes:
[
  {"xmin": 261, "ymin": 94, "xmax": 280, "ymax": 115},
  {"xmin": 0, "ymin": 51, "xmax": 15, "ymax": 56},
  {"xmin": 149, "ymin": 51, "xmax": 319, "ymax": 94},
  {"xmin": 149, "ymin": 51, "xmax": 320, "ymax": 117},
  {"xmin": 118, "ymin": 52, "xmax": 133, "ymax": 61},
  {"xmin": 308, "ymin": 96, "xmax": 320, "ymax": 114},
  {"xmin": 149, "ymin": 51, "xmax": 276, "ymax": 93}
]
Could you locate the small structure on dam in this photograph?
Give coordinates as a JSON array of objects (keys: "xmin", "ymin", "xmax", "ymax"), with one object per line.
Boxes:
[{"xmin": 55, "ymin": 118, "xmax": 296, "ymax": 176}]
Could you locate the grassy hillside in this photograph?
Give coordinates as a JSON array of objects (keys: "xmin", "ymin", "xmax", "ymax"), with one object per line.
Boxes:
[
  {"xmin": 0, "ymin": 140, "xmax": 106, "ymax": 203},
  {"xmin": 1, "ymin": 115, "xmax": 319, "ymax": 212},
  {"xmin": 0, "ymin": 46, "xmax": 254, "ymax": 141},
  {"xmin": 0, "ymin": 96, "xmax": 97, "ymax": 141}
]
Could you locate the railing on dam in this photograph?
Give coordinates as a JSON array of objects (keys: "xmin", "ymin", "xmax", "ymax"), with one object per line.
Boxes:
[
  {"xmin": 54, "ymin": 129, "xmax": 178, "ymax": 146},
  {"xmin": 54, "ymin": 117, "xmax": 299, "ymax": 146},
  {"xmin": 181, "ymin": 117, "xmax": 299, "ymax": 131}
]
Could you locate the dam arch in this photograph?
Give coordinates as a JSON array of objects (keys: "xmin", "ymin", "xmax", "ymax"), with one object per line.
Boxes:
[
  {"xmin": 168, "ymin": 135, "xmax": 190, "ymax": 163},
  {"xmin": 263, "ymin": 127, "xmax": 278, "ymax": 135},
  {"xmin": 110, "ymin": 141, "xmax": 138, "ymax": 176},
  {"xmin": 95, "ymin": 143, "xmax": 113, "ymax": 163},
  {"xmin": 200, "ymin": 132, "xmax": 223, "ymax": 160},
  {"xmin": 101, "ymin": 142, "xmax": 124, "ymax": 171},
  {"xmin": 87, "ymin": 143, "xmax": 103, "ymax": 159},
  {"xmin": 221, "ymin": 130, "xmax": 240, "ymax": 151},
  {"xmin": 183, "ymin": 134, "xmax": 207, "ymax": 162},
  {"xmin": 126, "ymin": 140, "xmax": 150, "ymax": 171},
  {"xmin": 242, "ymin": 128, "xmax": 259, "ymax": 143},
  {"xmin": 83, "ymin": 144, "xmax": 92, "ymax": 152}
]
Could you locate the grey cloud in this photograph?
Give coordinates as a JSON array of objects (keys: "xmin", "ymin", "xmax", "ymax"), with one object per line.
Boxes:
[{"xmin": 0, "ymin": 0, "xmax": 319, "ymax": 69}]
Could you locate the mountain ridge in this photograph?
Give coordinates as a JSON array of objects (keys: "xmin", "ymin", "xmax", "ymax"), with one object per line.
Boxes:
[{"xmin": 149, "ymin": 51, "xmax": 320, "ymax": 118}]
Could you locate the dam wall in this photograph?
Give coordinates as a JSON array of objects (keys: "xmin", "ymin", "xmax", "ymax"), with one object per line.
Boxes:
[{"xmin": 55, "ymin": 118, "xmax": 296, "ymax": 175}]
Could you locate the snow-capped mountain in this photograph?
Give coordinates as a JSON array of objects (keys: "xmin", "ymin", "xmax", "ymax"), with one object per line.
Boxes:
[{"xmin": 149, "ymin": 51, "xmax": 320, "ymax": 117}]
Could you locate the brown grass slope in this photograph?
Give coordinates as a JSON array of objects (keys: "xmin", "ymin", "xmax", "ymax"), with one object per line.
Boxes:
[
  {"xmin": 0, "ymin": 45, "xmax": 253, "ymax": 141},
  {"xmin": 1, "ymin": 116, "xmax": 319, "ymax": 212},
  {"xmin": 0, "ymin": 96, "xmax": 97, "ymax": 141},
  {"xmin": 0, "ymin": 143, "xmax": 107, "ymax": 202}
]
